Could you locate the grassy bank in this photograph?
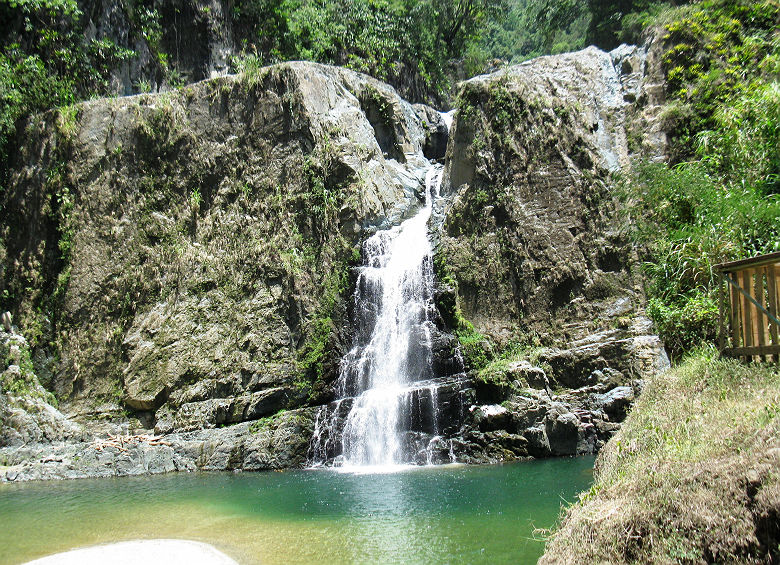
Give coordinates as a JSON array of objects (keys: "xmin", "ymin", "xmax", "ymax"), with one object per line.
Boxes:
[{"xmin": 540, "ymin": 350, "xmax": 780, "ymax": 563}]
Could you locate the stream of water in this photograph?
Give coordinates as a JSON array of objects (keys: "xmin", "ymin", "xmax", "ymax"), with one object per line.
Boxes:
[
  {"xmin": 310, "ymin": 164, "xmax": 471, "ymax": 468},
  {"xmin": 0, "ymin": 457, "xmax": 594, "ymax": 565}
]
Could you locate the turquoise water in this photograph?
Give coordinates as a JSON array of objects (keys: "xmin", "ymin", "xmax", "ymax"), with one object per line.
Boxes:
[{"xmin": 0, "ymin": 457, "xmax": 594, "ymax": 564}]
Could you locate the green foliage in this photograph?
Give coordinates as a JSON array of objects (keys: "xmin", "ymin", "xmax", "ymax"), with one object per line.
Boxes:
[
  {"xmin": 248, "ymin": 409, "xmax": 287, "ymax": 433},
  {"xmin": 456, "ymin": 323, "xmax": 493, "ymax": 373},
  {"xmin": 524, "ymin": 0, "xmax": 587, "ymax": 52},
  {"xmin": 296, "ymin": 255, "xmax": 353, "ymax": 387},
  {"xmin": 233, "ymin": 52, "xmax": 266, "ymax": 87},
  {"xmin": 474, "ymin": 340, "xmax": 541, "ymax": 387},
  {"xmin": 284, "ymin": 0, "xmax": 446, "ymax": 99},
  {"xmin": 525, "ymin": 0, "xmax": 681, "ymax": 53},
  {"xmin": 229, "ymin": 0, "xmax": 506, "ymax": 102},
  {"xmin": 298, "ymin": 312, "xmax": 333, "ymax": 374},
  {"xmin": 454, "ymin": 315, "xmax": 547, "ymax": 387},
  {"xmin": 660, "ymin": 0, "xmax": 780, "ymax": 162},
  {"xmin": 428, "ymin": 0, "xmax": 508, "ymax": 58},
  {"xmin": 621, "ymin": 161, "xmax": 780, "ymax": 359},
  {"xmin": 189, "ymin": 187, "xmax": 202, "ymax": 209},
  {"xmin": 616, "ymin": 1, "xmax": 676, "ymax": 44},
  {"xmin": 697, "ymin": 81, "xmax": 780, "ymax": 195},
  {"xmin": 301, "ymin": 155, "xmax": 340, "ymax": 238},
  {"xmin": 135, "ymin": 78, "xmax": 151, "ymax": 93},
  {"xmin": 136, "ymin": 100, "xmax": 185, "ymax": 160},
  {"xmin": 133, "ymin": 5, "xmax": 163, "ymax": 47},
  {"xmin": 646, "ymin": 293, "xmax": 718, "ymax": 359},
  {"xmin": 0, "ymin": 0, "xmax": 134, "ymax": 190},
  {"xmin": 2, "ymin": 336, "xmax": 58, "ymax": 407},
  {"xmin": 616, "ymin": 0, "xmax": 780, "ymax": 359},
  {"xmin": 232, "ymin": 0, "xmax": 290, "ymax": 61}
]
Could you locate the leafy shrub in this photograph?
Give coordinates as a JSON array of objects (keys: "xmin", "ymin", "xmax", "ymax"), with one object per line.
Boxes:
[
  {"xmin": 229, "ymin": 0, "xmax": 505, "ymax": 104},
  {"xmin": 697, "ymin": 81, "xmax": 780, "ymax": 195},
  {"xmin": 646, "ymin": 294, "xmax": 718, "ymax": 359},
  {"xmin": 456, "ymin": 324, "xmax": 494, "ymax": 372},
  {"xmin": 0, "ymin": 0, "xmax": 134, "ymax": 190},
  {"xmin": 615, "ymin": 0, "xmax": 780, "ymax": 359},
  {"xmin": 622, "ymin": 161, "xmax": 780, "ymax": 359},
  {"xmin": 659, "ymin": 0, "xmax": 780, "ymax": 162}
]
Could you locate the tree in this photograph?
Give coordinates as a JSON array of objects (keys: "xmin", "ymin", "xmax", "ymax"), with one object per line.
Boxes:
[
  {"xmin": 430, "ymin": 0, "xmax": 508, "ymax": 56},
  {"xmin": 529, "ymin": 0, "xmax": 688, "ymax": 51}
]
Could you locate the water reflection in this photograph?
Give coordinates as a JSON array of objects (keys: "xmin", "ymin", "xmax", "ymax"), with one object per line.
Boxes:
[
  {"xmin": 340, "ymin": 469, "xmax": 423, "ymax": 562},
  {"xmin": 0, "ymin": 458, "xmax": 595, "ymax": 565}
]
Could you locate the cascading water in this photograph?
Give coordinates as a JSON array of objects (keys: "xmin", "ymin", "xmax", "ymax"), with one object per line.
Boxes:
[
  {"xmin": 309, "ymin": 163, "xmax": 467, "ymax": 468},
  {"xmin": 340, "ymin": 165, "xmax": 440, "ymax": 466}
]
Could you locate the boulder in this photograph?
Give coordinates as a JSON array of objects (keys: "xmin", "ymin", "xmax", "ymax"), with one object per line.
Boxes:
[
  {"xmin": 539, "ymin": 329, "xmax": 668, "ymax": 389},
  {"xmin": 545, "ymin": 406, "xmax": 580, "ymax": 456},
  {"xmin": 471, "ymin": 404, "xmax": 512, "ymax": 432},
  {"xmin": 507, "ymin": 360, "xmax": 549, "ymax": 390},
  {"xmin": 171, "ymin": 387, "xmax": 290, "ymax": 431},
  {"xmin": 437, "ymin": 43, "xmax": 669, "ymax": 360},
  {"xmin": 0, "ymin": 330, "xmax": 85, "ymax": 447},
  {"xmin": 594, "ymin": 386, "xmax": 635, "ymax": 421},
  {"xmin": 524, "ymin": 426, "xmax": 551, "ymax": 458}
]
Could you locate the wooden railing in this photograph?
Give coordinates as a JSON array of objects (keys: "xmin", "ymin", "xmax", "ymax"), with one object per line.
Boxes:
[{"xmin": 716, "ymin": 251, "xmax": 780, "ymax": 361}]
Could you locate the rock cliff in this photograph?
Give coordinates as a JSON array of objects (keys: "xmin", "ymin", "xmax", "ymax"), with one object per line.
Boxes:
[
  {"xmin": 436, "ymin": 44, "xmax": 669, "ymax": 462},
  {"xmin": 1, "ymin": 61, "xmax": 437, "ymax": 471},
  {"xmin": 1, "ymin": 43, "xmax": 671, "ymax": 480}
]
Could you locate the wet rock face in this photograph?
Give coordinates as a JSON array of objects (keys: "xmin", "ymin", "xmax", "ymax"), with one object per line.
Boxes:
[
  {"xmin": 2, "ymin": 62, "xmax": 433, "ymax": 431},
  {"xmin": 457, "ymin": 354, "xmax": 649, "ymax": 461},
  {"xmin": 413, "ymin": 104, "xmax": 449, "ymax": 160},
  {"xmin": 439, "ymin": 45, "xmax": 658, "ymax": 339},
  {"xmin": 307, "ymin": 376, "xmax": 474, "ymax": 467},
  {"xmin": 0, "ymin": 407, "xmax": 317, "ymax": 482},
  {"xmin": 438, "ymin": 45, "xmax": 670, "ymax": 461}
]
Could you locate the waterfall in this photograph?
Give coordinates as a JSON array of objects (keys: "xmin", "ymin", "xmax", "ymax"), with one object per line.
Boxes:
[
  {"xmin": 339, "ymin": 165, "xmax": 440, "ymax": 466},
  {"xmin": 310, "ymin": 163, "xmax": 465, "ymax": 468}
]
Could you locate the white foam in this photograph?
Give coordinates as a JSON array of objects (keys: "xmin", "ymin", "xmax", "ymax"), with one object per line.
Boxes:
[{"xmin": 440, "ymin": 109, "xmax": 455, "ymax": 131}]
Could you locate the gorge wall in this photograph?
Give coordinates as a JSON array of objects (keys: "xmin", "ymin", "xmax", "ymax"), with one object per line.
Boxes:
[
  {"xmin": 1, "ymin": 62, "xmax": 440, "ymax": 474},
  {"xmin": 1, "ymin": 41, "xmax": 670, "ymax": 480},
  {"xmin": 436, "ymin": 43, "xmax": 670, "ymax": 462}
]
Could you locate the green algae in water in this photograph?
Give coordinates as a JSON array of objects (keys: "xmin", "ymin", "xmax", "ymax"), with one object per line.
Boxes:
[{"xmin": 0, "ymin": 457, "xmax": 594, "ymax": 564}]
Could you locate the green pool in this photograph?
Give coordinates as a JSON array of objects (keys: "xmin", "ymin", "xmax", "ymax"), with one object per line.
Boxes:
[{"xmin": 0, "ymin": 457, "xmax": 594, "ymax": 564}]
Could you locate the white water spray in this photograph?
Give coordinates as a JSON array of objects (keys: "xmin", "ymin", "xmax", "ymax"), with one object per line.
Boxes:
[
  {"xmin": 339, "ymin": 165, "xmax": 443, "ymax": 467},
  {"xmin": 310, "ymin": 165, "xmax": 452, "ymax": 468}
]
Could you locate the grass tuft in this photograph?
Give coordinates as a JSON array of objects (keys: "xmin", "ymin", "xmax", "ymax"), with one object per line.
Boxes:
[{"xmin": 541, "ymin": 349, "xmax": 780, "ymax": 564}]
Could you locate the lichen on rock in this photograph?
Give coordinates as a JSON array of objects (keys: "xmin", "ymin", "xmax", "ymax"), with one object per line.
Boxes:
[
  {"xmin": 1, "ymin": 61, "xmax": 434, "ymax": 451},
  {"xmin": 436, "ymin": 45, "xmax": 670, "ymax": 461}
]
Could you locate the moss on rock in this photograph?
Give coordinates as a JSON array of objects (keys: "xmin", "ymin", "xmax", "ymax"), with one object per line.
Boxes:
[{"xmin": 0, "ymin": 61, "xmax": 430, "ymax": 432}]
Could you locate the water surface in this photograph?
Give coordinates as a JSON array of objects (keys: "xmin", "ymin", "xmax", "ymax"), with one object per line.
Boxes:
[{"xmin": 0, "ymin": 457, "xmax": 594, "ymax": 564}]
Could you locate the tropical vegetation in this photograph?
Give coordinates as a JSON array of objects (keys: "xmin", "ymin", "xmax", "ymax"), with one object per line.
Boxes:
[{"xmin": 617, "ymin": 0, "xmax": 780, "ymax": 359}]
